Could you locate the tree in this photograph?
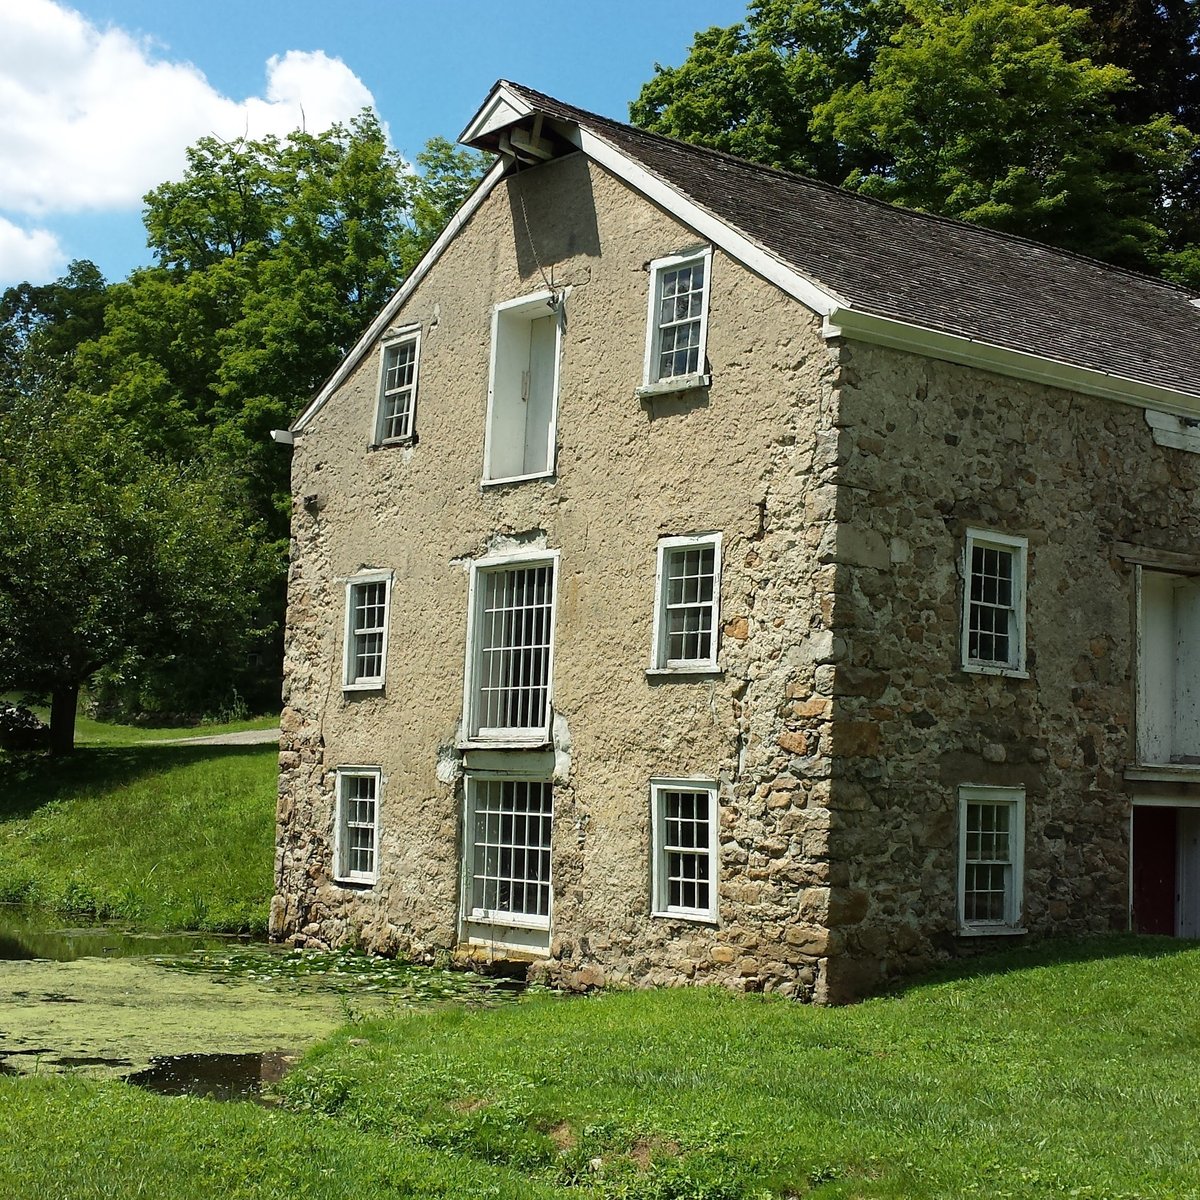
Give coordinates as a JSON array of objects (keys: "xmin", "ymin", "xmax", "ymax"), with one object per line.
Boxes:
[
  {"xmin": 631, "ymin": 0, "xmax": 1199, "ymax": 280},
  {"xmin": 0, "ymin": 260, "xmax": 108, "ymax": 405},
  {"xmin": 79, "ymin": 115, "xmax": 487, "ymax": 532},
  {"xmin": 816, "ymin": 0, "xmax": 1197, "ymax": 269},
  {"xmin": 0, "ymin": 391, "xmax": 274, "ymax": 754},
  {"xmin": 630, "ymin": 0, "xmax": 902, "ymax": 181}
]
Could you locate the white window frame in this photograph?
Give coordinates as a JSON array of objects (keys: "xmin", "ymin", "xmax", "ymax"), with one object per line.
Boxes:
[
  {"xmin": 333, "ymin": 766, "xmax": 381, "ymax": 885},
  {"xmin": 961, "ymin": 529, "xmax": 1028, "ymax": 677},
  {"xmin": 957, "ymin": 784, "xmax": 1025, "ymax": 935},
  {"xmin": 342, "ymin": 570, "xmax": 392, "ymax": 691},
  {"xmin": 372, "ymin": 328, "xmax": 421, "ymax": 446},
  {"xmin": 650, "ymin": 777, "xmax": 719, "ymax": 923},
  {"xmin": 482, "ymin": 291, "xmax": 563, "ymax": 486},
  {"xmin": 650, "ymin": 533, "xmax": 723, "ymax": 674},
  {"xmin": 462, "ymin": 772, "xmax": 554, "ymax": 933},
  {"xmin": 639, "ymin": 247, "xmax": 713, "ymax": 395},
  {"xmin": 462, "ymin": 548, "xmax": 560, "ymax": 746}
]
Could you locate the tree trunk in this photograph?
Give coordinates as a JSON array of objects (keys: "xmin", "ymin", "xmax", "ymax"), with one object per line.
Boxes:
[{"xmin": 49, "ymin": 683, "xmax": 80, "ymax": 756}]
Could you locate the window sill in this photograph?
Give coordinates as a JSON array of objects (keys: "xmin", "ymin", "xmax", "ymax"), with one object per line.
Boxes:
[
  {"xmin": 636, "ymin": 373, "xmax": 711, "ymax": 400},
  {"xmin": 480, "ymin": 469, "xmax": 556, "ymax": 489},
  {"xmin": 369, "ymin": 434, "xmax": 417, "ymax": 451},
  {"xmin": 957, "ymin": 924, "xmax": 1026, "ymax": 937},
  {"xmin": 651, "ymin": 909, "xmax": 719, "ymax": 926},
  {"xmin": 342, "ymin": 681, "xmax": 384, "ymax": 694},
  {"xmin": 962, "ymin": 662, "xmax": 1029, "ymax": 680},
  {"xmin": 646, "ymin": 666, "xmax": 723, "ymax": 681},
  {"xmin": 458, "ymin": 734, "xmax": 553, "ymax": 751},
  {"xmin": 468, "ymin": 911, "xmax": 550, "ymax": 932},
  {"xmin": 333, "ymin": 874, "xmax": 377, "ymax": 887},
  {"xmin": 1125, "ymin": 763, "xmax": 1200, "ymax": 783}
]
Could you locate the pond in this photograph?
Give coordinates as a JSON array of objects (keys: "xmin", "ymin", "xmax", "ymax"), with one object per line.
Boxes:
[{"xmin": 0, "ymin": 905, "xmax": 521, "ymax": 1101}]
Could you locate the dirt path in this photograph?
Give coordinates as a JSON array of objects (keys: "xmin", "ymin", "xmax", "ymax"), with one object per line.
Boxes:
[{"xmin": 148, "ymin": 728, "xmax": 280, "ymax": 747}]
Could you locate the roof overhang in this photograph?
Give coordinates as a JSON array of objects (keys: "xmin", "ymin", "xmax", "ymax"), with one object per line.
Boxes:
[
  {"xmin": 291, "ymin": 80, "xmax": 1200, "ymax": 435},
  {"xmin": 823, "ymin": 307, "xmax": 1200, "ymax": 419}
]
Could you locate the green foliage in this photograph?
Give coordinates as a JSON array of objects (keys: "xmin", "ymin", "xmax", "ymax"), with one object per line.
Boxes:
[
  {"xmin": 0, "ymin": 259, "xmax": 107, "ymax": 403},
  {"xmin": 630, "ymin": 0, "xmax": 901, "ymax": 180},
  {"xmin": 0, "ymin": 389, "xmax": 277, "ymax": 745},
  {"xmin": 816, "ymin": 0, "xmax": 1196, "ymax": 268},
  {"xmin": 81, "ymin": 115, "xmax": 486, "ymax": 536},
  {"xmin": 631, "ymin": 0, "xmax": 1200, "ymax": 278},
  {"xmin": 0, "ymin": 741, "xmax": 276, "ymax": 931},
  {"xmin": 2, "ymin": 941, "xmax": 1199, "ymax": 1195}
]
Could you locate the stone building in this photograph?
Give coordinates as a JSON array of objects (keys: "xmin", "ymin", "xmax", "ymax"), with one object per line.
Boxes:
[{"xmin": 271, "ymin": 81, "xmax": 1200, "ymax": 1002}]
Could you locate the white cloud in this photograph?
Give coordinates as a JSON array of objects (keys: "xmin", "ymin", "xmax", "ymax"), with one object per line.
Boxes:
[
  {"xmin": 0, "ymin": 216, "xmax": 67, "ymax": 282},
  {"xmin": 0, "ymin": 0, "xmax": 380, "ymax": 218}
]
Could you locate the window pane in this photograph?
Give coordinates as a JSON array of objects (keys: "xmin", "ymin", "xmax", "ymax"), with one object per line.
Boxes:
[
  {"xmin": 662, "ymin": 544, "xmax": 717, "ymax": 665},
  {"xmin": 963, "ymin": 801, "xmax": 1015, "ymax": 924},
  {"xmin": 655, "ymin": 260, "xmax": 705, "ymax": 380},
  {"xmin": 470, "ymin": 780, "xmax": 553, "ymax": 921},
  {"xmin": 968, "ymin": 542, "xmax": 1016, "ymax": 666},
  {"xmin": 340, "ymin": 773, "xmax": 377, "ymax": 879},
  {"xmin": 660, "ymin": 788, "xmax": 713, "ymax": 914},
  {"xmin": 475, "ymin": 564, "xmax": 553, "ymax": 734},
  {"xmin": 381, "ymin": 340, "xmax": 417, "ymax": 440}
]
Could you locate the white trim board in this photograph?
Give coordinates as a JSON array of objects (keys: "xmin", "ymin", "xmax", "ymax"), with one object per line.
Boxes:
[
  {"xmin": 823, "ymin": 308, "xmax": 1200, "ymax": 420},
  {"xmin": 574, "ymin": 128, "xmax": 845, "ymax": 318}
]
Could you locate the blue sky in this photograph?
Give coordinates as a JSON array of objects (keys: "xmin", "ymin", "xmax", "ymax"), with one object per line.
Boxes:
[{"xmin": 0, "ymin": 0, "xmax": 744, "ymax": 289}]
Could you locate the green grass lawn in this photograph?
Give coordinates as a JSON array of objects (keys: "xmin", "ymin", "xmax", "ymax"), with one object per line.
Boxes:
[
  {"xmin": 2, "ymin": 938, "xmax": 1198, "ymax": 1198},
  {"xmin": 0, "ymin": 738, "xmax": 277, "ymax": 931},
  {"xmin": 4, "ymin": 693, "xmax": 279, "ymax": 747},
  {"xmin": 274, "ymin": 937, "xmax": 1200, "ymax": 1199}
]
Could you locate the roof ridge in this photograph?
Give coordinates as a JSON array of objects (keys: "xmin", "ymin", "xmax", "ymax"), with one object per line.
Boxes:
[{"xmin": 500, "ymin": 79, "xmax": 1194, "ymax": 299}]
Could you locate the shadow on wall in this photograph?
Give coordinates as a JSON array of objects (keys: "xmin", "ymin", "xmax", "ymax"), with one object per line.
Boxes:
[{"xmin": 507, "ymin": 155, "xmax": 601, "ymax": 282}]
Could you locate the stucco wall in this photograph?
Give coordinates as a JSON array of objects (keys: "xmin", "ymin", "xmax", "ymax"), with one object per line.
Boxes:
[
  {"xmin": 822, "ymin": 341, "xmax": 1200, "ymax": 998},
  {"xmin": 273, "ymin": 151, "xmax": 844, "ymax": 998}
]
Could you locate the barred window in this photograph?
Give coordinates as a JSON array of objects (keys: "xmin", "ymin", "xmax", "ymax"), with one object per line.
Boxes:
[
  {"xmin": 652, "ymin": 534, "xmax": 722, "ymax": 671},
  {"xmin": 651, "ymin": 779, "xmax": 718, "ymax": 921},
  {"xmin": 467, "ymin": 777, "xmax": 552, "ymax": 927},
  {"xmin": 343, "ymin": 573, "xmax": 391, "ymax": 689},
  {"xmin": 466, "ymin": 555, "xmax": 557, "ymax": 742},
  {"xmin": 335, "ymin": 768, "xmax": 379, "ymax": 884},
  {"xmin": 958, "ymin": 786, "xmax": 1024, "ymax": 932},
  {"xmin": 963, "ymin": 531, "xmax": 1027, "ymax": 674},
  {"xmin": 376, "ymin": 335, "xmax": 420, "ymax": 443}
]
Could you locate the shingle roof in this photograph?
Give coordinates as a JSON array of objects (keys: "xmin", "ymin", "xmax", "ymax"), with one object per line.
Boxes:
[{"xmin": 502, "ymin": 81, "xmax": 1200, "ymax": 401}]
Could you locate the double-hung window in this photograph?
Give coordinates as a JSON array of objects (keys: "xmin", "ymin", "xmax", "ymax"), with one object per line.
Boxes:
[
  {"xmin": 483, "ymin": 292, "xmax": 562, "ymax": 484},
  {"xmin": 962, "ymin": 530, "xmax": 1028, "ymax": 675},
  {"xmin": 343, "ymin": 571, "xmax": 392, "ymax": 690},
  {"xmin": 374, "ymin": 332, "xmax": 420, "ymax": 444},
  {"xmin": 651, "ymin": 778, "xmax": 718, "ymax": 922},
  {"xmin": 651, "ymin": 534, "xmax": 722, "ymax": 672},
  {"xmin": 334, "ymin": 767, "xmax": 380, "ymax": 884},
  {"xmin": 957, "ymin": 785, "xmax": 1025, "ymax": 933},
  {"xmin": 464, "ymin": 551, "xmax": 559, "ymax": 744},
  {"xmin": 464, "ymin": 776, "xmax": 553, "ymax": 930},
  {"xmin": 640, "ymin": 248, "xmax": 712, "ymax": 393}
]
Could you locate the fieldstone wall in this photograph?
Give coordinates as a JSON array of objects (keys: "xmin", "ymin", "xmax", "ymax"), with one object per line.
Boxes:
[
  {"xmin": 273, "ymin": 147, "xmax": 1200, "ymax": 1003},
  {"xmin": 820, "ymin": 341, "xmax": 1200, "ymax": 999},
  {"xmin": 273, "ymin": 150, "xmax": 849, "ymax": 999}
]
